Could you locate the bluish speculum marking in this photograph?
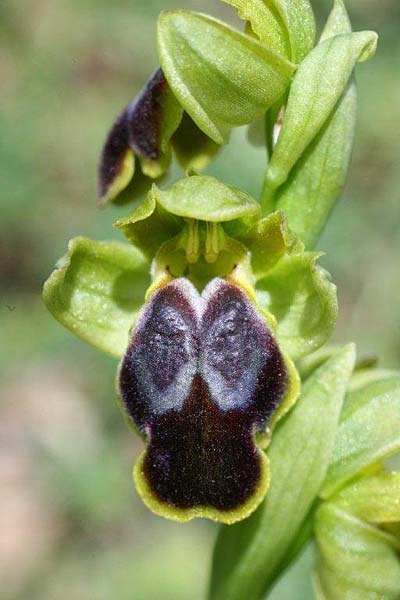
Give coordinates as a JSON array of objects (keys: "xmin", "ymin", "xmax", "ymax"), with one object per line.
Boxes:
[{"xmin": 119, "ymin": 277, "xmax": 288, "ymax": 512}]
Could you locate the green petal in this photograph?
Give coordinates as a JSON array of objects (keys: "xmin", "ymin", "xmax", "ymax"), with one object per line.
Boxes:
[
  {"xmin": 271, "ymin": 0, "xmax": 357, "ymax": 247},
  {"xmin": 333, "ymin": 472, "xmax": 400, "ymax": 524},
  {"xmin": 157, "ymin": 10, "xmax": 296, "ymax": 144},
  {"xmin": 256, "ymin": 252, "xmax": 338, "ymax": 360},
  {"xmin": 114, "ymin": 187, "xmax": 183, "ymax": 258},
  {"xmin": 171, "ymin": 112, "xmax": 221, "ymax": 171},
  {"xmin": 262, "ymin": 29, "xmax": 377, "ymax": 209},
  {"xmin": 222, "ymin": 0, "xmax": 315, "ymax": 63},
  {"xmin": 321, "ymin": 373, "xmax": 400, "ymax": 498},
  {"xmin": 43, "ymin": 237, "xmax": 150, "ymax": 358},
  {"xmin": 314, "ymin": 503, "xmax": 400, "ymax": 600},
  {"xmin": 153, "ymin": 175, "xmax": 261, "ymax": 222},
  {"xmin": 237, "ymin": 210, "xmax": 302, "ymax": 280},
  {"xmin": 209, "ymin": 345, "xmax": 355, "ymax": 600}
]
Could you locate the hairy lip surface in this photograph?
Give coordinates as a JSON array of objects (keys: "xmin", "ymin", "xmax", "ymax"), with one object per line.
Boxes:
[
  {"xmin": 119, "ymin": 277, "xmax": 288, "ymax": 512},
  {"xmin": 98, "ymin": 68, "xmax": 169, "ymax": 199}
]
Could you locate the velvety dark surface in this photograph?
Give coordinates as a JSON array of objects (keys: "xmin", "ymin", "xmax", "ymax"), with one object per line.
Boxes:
[
  {"xmin": 98, "ymin": 68, "xmax": 169, "ymax": 198},
  {"xmin": 98, "ymin": 106, "xmax": 131, "ymax": 198},
  {"xmin": 127, "ymin": 68, "xmax": 168, "ymax": 159},
  {"xmin": 119, "ymin": 278, "xmax": 288, "ymax": 511}
]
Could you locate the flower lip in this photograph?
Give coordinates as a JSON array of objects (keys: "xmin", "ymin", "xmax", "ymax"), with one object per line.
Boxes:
[
  {"xmin": 98, "ymin": 68, "xmax": 181, "ymax": 204},
  {"xmin": 119, "ymin": 277, "xmax": 289, "ymax": 520},
  {"xmin": 97, "ymin": 105, "xmax": 133, "ymax": 201},
  {"xmin": 126, "ymin": 68, "xmax": 169, "ymax": 160}
]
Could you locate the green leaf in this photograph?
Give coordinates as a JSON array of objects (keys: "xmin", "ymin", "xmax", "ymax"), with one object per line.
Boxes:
[
  {"xmin": 43, "ymin": 237, "xmax": 150, "ymax": 358},
  {"xmin": 270, "ymin": 0, "xmax": 357, "ymax": 247},
  {"xmin": 114, "ymin": 188, "xmax": 182, "ymax": 258},
  {"xmin": 222, "ymin": 0, "xmax": 315, "ymax": 63},
  {"xmin": 256, "ymin": 252, "xmax": 338, "ymax": 360},
  {"xmin": 209, "ymin": 345, "xmax": 355, "ymax": 600},
  {"xmin": 152, "ymin": 175, "xmax": 261, "ymax": 222},
  {"xmin": 237, "ymin": 210, "xmax": 301, "ymax": 280},
  {"xmin": 157, "ymin": 10, "xmax": 296, "ymax": 144},
  {"xmin": 314, "ymin": 503, "xmax": 400, "ymax": 600},
  {"xmin": 321, "ymin": 373, "xmax": 400, "ymax": 498},
  {"xmin": 333, "ymin": 472, "xmax": 400, "ymax": 524},
  {"xmin": 262, "ymin": 29, "xmax": 378, "ymax": 208}
]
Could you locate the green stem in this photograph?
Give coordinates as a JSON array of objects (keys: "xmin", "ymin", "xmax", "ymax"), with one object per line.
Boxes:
[{"xmin": 260, "ymin": 174, "xmax": 277, "ymax": 216}]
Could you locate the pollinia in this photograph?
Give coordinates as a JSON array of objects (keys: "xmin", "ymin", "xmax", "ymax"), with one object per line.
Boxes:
[{"xmin": 43, "ymin": 1, "xmax": 400, "ymax": 598}]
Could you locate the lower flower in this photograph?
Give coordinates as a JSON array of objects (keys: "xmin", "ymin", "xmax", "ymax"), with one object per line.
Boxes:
[{"xmin": 117, "ymin": 276, "xmax": 299, "ymax": 523}]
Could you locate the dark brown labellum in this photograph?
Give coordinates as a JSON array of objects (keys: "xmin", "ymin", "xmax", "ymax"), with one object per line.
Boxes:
[
  {"xmin": 119, "ymin": 278, "xmax": 288, "ymax": 516},
  {"xmin": 127, "ymin": 68, "xmax": 169, "ymax": 160},
  {"xmin": 98, "ymin": 69, "xmax": 174, "ymax": 201},
  {"xmin": 98, "ymin": 106, "xmax": 132, "ymax": 200}
]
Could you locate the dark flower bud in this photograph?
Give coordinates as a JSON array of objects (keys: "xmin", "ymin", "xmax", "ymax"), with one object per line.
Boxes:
[
  {"xmin": 98, "ymin": 69, "xmax": 220, "ymax": 205},
  {"xmin": 98, "ymin": 69, "xmax": 181, "ymax": 204}
]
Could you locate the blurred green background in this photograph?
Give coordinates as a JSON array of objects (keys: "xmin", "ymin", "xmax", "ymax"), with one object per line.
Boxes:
[{"xmin": 1, "ymin": 1, "xmax": 399, "ymax": 598}]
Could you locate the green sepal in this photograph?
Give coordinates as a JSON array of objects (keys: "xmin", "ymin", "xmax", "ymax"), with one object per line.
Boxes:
[
  {"xmin": 237, "ymin": 209, "xmax": 302, "ymax": 280},
  {"xmin": 157, "ymin": 10, "xmax": 296, "ymax": 144},
  {"xmin": 314, "ymin": 503, "xmax": 400, "ymax": 600},
  {"xmin": 270, "ymin": 0, "xmax": 358, "ymax": 247},
  {"xmin": 114, "ymin": 187, "xmax": 182, "ymax": 258},
  {"xmin": 209, "ymin": 345, "xmax": 356, "ymax": 600},
  {"xmin": 171, "ymin": 112, "xmax": 221, "ymax": 171},
  {"xmin": 321, "ymin": 372, "xmax": 400, "ymax": 498},
  {"xmin": 221, "ymin": 0, "xmax": 315, "ymax": 63},
  {"xmin": 262, "ymin": 29, "xmax": 378, "ymax": 210},
  {"xmin": 43, "ymin": 237, "xmax": 151, "ymax": 358},
  {"xmin": 256, "ymin": 252, "xmax": 338, "ymax": 360},
  {"xmin": 152, "ymin": 175, "xmax": 261, "ymax": 222},
  {"xmin": 333, "ymin": 472, "xmax": 400, "ymax": 525}
]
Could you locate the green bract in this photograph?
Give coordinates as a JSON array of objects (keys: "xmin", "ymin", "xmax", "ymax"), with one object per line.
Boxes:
[
  {"xmin": 261, "ymin": 16, "xmax": 378, "ymax": 230},
  {"xmin": 333, "ymin": 472, "xmax": 400, "ymax": 524},
  {"xmin": 269, "ymin": 0, "xmax": 357, "ymax": 247},
  {"xmin": 209, "ymin": 345, "xmax": 356, "ymax": 599},
  {"xmin": 222, "ymin": 0, "xmax": 316, "ymax": 63},
  {"xmin": 264, "ymin": 31, "xmax": 377, "ymax": 190},
  {"xmin": 157, "ymin": 10, "xmax": 296, "ymax": 144},
  {"xmin": 313, "ymin": 367, "xmax": 400, "ymax": 600},
  {"xmin": 321, "ymin": 372, "xmax": 400, "ymax": 498},
  {"xmin": 314, "ymin": 503, "xmax": 400, "ymax": 600}
]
